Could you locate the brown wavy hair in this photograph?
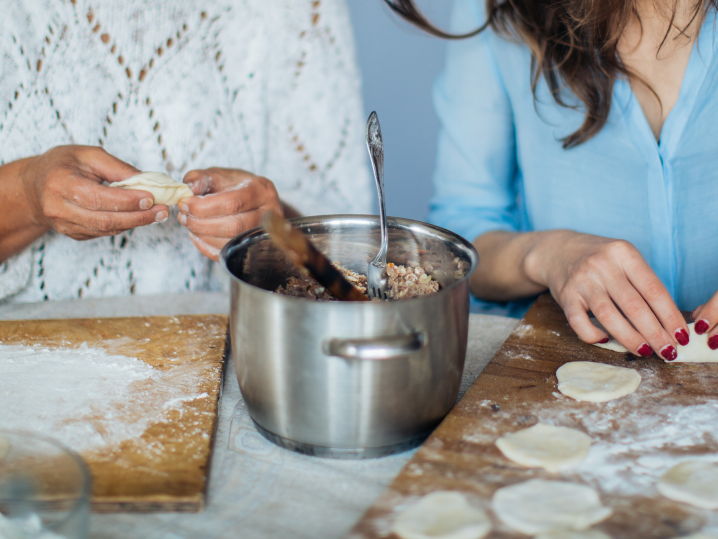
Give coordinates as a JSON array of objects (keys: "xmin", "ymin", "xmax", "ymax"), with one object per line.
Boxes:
[{"xmin": 384, "ymin": 0, "xmax": 709, "ymax": 148}]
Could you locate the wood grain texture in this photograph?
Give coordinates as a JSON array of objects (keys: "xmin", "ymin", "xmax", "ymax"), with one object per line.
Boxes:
[
  {"xmin": 0, "ymin": 315, "xmax": 228, "ymax": 513},
  {"xmin": 348, "ymin": 294, "xmax": 718, "ymax": 538}
]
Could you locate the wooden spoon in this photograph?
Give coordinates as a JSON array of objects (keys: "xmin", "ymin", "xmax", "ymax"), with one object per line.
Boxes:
[{"xmin": 262, "ymin": 212, "xmax": 369, "ymax": 302}]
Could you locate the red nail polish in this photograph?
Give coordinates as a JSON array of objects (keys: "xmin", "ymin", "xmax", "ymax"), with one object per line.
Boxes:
[
  {"xmin": 675, "ymin": 329, "xmax": 689, "ymax": 346},
  {"xmin": 637, "ymin": 343, "xmax": 654, "ymax": 357},
  {"xmin": 598, "ymin": 337, "xmax": 609, "ymax": 344},
  {"xmin": 660, "ymin": 345, "xmax": 677, "ymax": 361},
  {"xmin": 695, "ymin": 319, "xmax": 710, "ymax": 335},
  {"xmin": 709, "ymin": 336, "xmax": 718, "ymax": 351}
]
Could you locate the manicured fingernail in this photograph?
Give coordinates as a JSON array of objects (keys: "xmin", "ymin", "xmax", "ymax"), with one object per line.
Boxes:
[
  {"xmin": 155, "ymin": 210, "xmax": 168, "ymax": 222},
  {"xmin": 675, "ymin": 329, "xmax": 689, "ymax": 346},
  {"xmin": 179, "ymin": 203, "xmax": 189, "ymax": 213},
  {"xmin": 637, "ymin": 343, "xmax": 653, "ymax": 357},
  {"xmin": 695, "ymin": 319, "xmax": 710, "ymax": 335},
  {"xmin": 140, "ymin": 198, "xmax": 153, "ymax": 210},
  {"xmin": 709, "ymin": 336, "xmax": 718, "ymax": 350},
  {"xmin": 598, "ymin": 337, "xmax": 609, "ymax": 344},
  {"xmin": 178, "ymin": 213, "xmax": 187, "ymax": 225},
  {"xmin": 660, "ymin": 345, "xmax": 677, "ymax": 361}
]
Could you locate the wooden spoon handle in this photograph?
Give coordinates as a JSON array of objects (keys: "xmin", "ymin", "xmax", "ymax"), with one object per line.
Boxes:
[{"xmin": 263, "ymin": 212, "xmax": 370, "ymax": 302}]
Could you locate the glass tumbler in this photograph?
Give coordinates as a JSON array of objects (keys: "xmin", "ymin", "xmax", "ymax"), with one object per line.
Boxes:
[{"xmin": 0, "ymin": 431, "xmax": 91, "ymax": 539}]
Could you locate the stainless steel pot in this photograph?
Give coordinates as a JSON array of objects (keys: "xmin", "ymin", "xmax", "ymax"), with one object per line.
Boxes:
[{"xmin": 220, "ymin": 215, "xmax": 478, "ymax": 458}]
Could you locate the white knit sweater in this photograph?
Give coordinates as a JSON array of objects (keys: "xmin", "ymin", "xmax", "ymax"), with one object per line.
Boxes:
[{"xmin": 0, "ymin": 0, "xmax": 372, "ymax": 303}]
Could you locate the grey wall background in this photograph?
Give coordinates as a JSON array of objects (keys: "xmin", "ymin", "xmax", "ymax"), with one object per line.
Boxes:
[{"xmin": 345, "ymin": 0, "xmax": 453, "ymax": 221}]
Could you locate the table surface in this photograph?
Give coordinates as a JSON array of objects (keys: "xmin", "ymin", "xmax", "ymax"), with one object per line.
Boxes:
[{"xmin": 0, "ymin": 292, "xmax": 518, "ymax": 539}]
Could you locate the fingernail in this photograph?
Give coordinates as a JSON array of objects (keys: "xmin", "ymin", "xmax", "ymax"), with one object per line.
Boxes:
[
  {"xmin": 598, "ymin": 337, "xmax": 609, "ymax": 344},
  {"xmin": 637, "ymin": 343, "xmax": 654, "ymax": 357},
  {"xmin": 140, "ymin": 198, "xmax": 153, "ymax": 210},
  {"xmin": 695, "ymin": 319, "xmax": 710, "ymax": 335},
  {"xmin": 155, "ymin": 210, "xmax": 168, "ymax": 222},
  {"xmin": 709, "ymin": 336, "xmax": 718, "ymax": 350},
  {"xmin": 179, "ymin": 203, "xmax": 189, "ymax": 214},
  {"xmin": 660, "ymin": 345, "xmax": 677, "ymax": 361},
  {"xmin": 675, "ymin": 328, "xmax": 689, "ymax": 346},
  {"xmin": 178, "ymin": 213, "xmax": 187, "ymax": 225}
]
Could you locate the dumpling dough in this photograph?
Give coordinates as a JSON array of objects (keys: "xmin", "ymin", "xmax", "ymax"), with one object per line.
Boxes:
[
  {"xmin": 671, "ymin": 534, "xmax": 718, "ymax": 539},
  {"xmin": 0, "ymin": 436, "xmax": 8, "ymax": 460},
  {"xmin": 110, "ymin": 171, "xmax": 194, "ymax": 206},
  {"xmin": 391, "ymin": 491, "xmax": 491, "ymax": 539},
  {"xmin": 492, "ymin": 480, "xmax": 612, "ymax": 535},
  {"xmin": 495, "ymin": 423, "xmax": 592, "ymax": 472},
  {"xmin": 535, "ymin": 531, "xmax": 612, "ymax": 539},
  {"xmin": 592, "ymin": 339, "xmax": 629, "ymax": 353},
  {"xmin": 658, "ymin": 461, "xmax": 718, "ymax": 509},
  {"xmin": 556, "ymin": 362, "xmax": 641, "ymax": 403},
  {"xmin": 592, "ymin": 322, "xmax": 718, "ymax": 363}
]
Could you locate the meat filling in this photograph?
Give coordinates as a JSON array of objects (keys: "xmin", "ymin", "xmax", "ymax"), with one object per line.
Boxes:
[{"xmin": 275, "ymin": 262, "xmax": 439, "ymax": 301}]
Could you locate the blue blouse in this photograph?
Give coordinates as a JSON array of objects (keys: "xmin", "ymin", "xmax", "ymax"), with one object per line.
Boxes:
[{"xmin": 429, "ymin": 0, "xmax": 718, "ymax": 312}]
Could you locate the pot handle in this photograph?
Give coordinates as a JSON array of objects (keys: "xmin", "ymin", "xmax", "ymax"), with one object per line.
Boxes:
[{"xmin": 322, "ymin": 332, "xmax": 426, "ymax": 361}]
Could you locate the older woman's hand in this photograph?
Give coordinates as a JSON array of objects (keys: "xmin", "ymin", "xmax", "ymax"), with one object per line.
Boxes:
[
  {"xmin": 23, "ymin": 145, "xmax": 169, "ymax": 240},
  {"xmin": 177, "ymin": 168, "xmax": 285, "ymax": 261}
]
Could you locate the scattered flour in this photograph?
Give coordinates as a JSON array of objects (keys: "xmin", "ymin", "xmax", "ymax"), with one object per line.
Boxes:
[
  {"xmin": 0, "ymin": 343, "xmax": 208, "ymax": 453},
  {"xmin": 538, "ymin": 401, "xmax": 718, "ymax": 497}
]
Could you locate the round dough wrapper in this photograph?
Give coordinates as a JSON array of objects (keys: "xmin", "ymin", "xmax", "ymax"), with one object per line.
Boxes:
[
  {"xmin": 592, "ymin": 322, "xmax": 718, "ymax": 363},
  {"xmin": 495, "ymin": 423, "xmax": 592, "ymax": 472},
  {"xmin": 556, "ymin": 362, "xmax": 641, "ymax": 403},
  {"xmin": 535, "ymin": 531, "xmax": 611, "ymax": 539},
  {"xmin": 658, "ymin": 461, "xmax": 718, "ymax": 509},
  {"xmin": 392, "ymin": 491, "xmax": 491, "ymax": 539},
  {"xmin": 492, "ymin": 479, "xmax": 612, "ymax": 535},
  {"xmin": 592, "ymin": 339, "xmax": 629, "ymax": 353},
  {"xmin": 110, "ymin": 171, "xmax": 194, "ymax": 206},
  {"xmin": 0, "ymin": 436, "xmax": 8, "ymax": 460}
]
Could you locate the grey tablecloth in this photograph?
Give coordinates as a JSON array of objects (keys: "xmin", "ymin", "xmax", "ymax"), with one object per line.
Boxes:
[{"xmin": 0, "ymin": 293, "xmax": 518, "ymax": 539}]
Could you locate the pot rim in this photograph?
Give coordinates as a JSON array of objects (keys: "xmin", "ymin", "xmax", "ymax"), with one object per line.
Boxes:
[{"xmin": 219, "ymin": 214, "xmax": 479, "ymax": 305}]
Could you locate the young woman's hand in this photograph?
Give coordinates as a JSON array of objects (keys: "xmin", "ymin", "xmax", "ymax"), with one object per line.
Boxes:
[
  {"xmin": 177, "ymin": 168, "xmax": 286, "ymax": 261},
  {"xmin": 689, "ymin": 295, "xmax": 718, "ymax": 350},
  {"xmin": 22, "ymin": 145, "xmax": 168, "ymax": 240},
  {"xmin": 523, "ymin": 230, "xmax": 688, "ymax": 360}
]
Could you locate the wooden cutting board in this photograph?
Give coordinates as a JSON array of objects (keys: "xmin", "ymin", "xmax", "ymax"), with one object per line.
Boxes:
[
  {"xmin": 0, "ymin": 315, "xmax": 228, "ymax": 513},
  {"xmin": 348, "ymin": 294, "xmax": 718, "ymax": 538}
]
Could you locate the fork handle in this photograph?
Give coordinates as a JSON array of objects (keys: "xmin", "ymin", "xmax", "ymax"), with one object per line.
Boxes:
[{"xmin": 366, "ymin": 111, "xmax": 388, "ymax": 266}]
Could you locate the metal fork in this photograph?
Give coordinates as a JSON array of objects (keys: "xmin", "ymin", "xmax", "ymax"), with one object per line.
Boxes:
[{"xmin": 365, "ymin": 111, "xmax": 389, "ymax": 300}]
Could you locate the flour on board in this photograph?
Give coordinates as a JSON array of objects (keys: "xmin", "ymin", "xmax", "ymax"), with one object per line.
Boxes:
[{"xmin": 0, "ymin": 343, "xmax": 208, "ymax": 452}]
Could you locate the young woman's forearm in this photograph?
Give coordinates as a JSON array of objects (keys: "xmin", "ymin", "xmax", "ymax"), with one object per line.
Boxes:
[
  {"xmin": 0, "ymin": 157, "xmax": 49, "ymax": 262},
  {"xmin": 470, "ymin": 229, "xmax": 575, "ymax": 301}
]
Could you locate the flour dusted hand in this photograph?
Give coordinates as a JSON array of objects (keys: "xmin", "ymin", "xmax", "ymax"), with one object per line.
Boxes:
[
  {"xmin": 19, "ymin": 146, "xmax": 169, "ymax": 244},
  {"xmin": 110, "ymin": 172, "xmax": 194, "ymax": 206},
  {"xmin": 177, "ymin": 167, "xmax": 284, "ymax": 262}
]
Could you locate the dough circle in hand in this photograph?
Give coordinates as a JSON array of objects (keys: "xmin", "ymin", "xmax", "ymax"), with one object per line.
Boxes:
[
  {"xmin": 0, "ymin": 436, "xmax": 8, "ymax": 460},
  {"xmin": 592, "ymin": 322, "xmax": 718, "ymax": 363},
  {"xmin": 492, "ymin": 479, "xmax": 612, "ymax": 535},
  {"xmin": 391, "ymin": 491, "xmax": 491, "ymax": 539},
  {"xmin": 534, "ymin": 531, "xmax": 612, "ymax": 539},
  {"xmin": 592, "ymin": 339, "xmax": 629, "ymax": 353},
  {"xmin": 556, "ymin": 361, "xmax": 641, "ymax": 403},
  {"xmin": 495, "ymin": 423, "xmax": 592, "ymax": 472},
  {"xmin": 110, "ymin": 171, "xmax": 194, "ymax": 206},
  {"xmin": 657, "ymin": 461, "xmax": 718, "ymax": 509}
]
